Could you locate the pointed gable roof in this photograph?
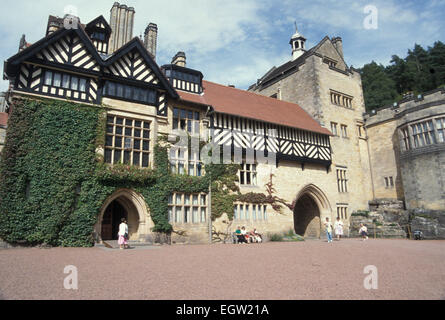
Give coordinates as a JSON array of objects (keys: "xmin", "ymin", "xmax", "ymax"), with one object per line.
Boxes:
[
  {"xmin": 4, "ymin": 26, "xmax": 104, "ymax": 77},
  {"xmin": 4, "ymin": 28, "xmax": 178, "ymax": 99},
  {"xmin": 85, "ymin": 15, "xmax": 112, "ymax": 34},
  {"xmin": 103, "ymin": 38, "xmax": 178, "ymax": 99},
  {"xmin": 250, "ymin": 36, "xmax": 350, "ymax": 91}
]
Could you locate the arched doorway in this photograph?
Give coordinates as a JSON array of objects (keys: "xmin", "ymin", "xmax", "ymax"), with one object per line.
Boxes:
[
  {"xmin": 293, "ymin": 184, "xmax": 332, "ymax": 239},
  {"xmin": 101, "ymin": 200, "xmax": 130, "ymax": 240},
  {"xmin": 294, "ymin": 194, "xmax": 321, "ymax": 238},
  {"xmin": 95, "ymin": 189, "xmax": 153, "ymax": 243}
]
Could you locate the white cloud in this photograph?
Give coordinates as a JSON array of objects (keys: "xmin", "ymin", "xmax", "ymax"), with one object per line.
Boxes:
[{"xmin": 0, "ymin": 0, "xmax": 444, "ymax": 91}]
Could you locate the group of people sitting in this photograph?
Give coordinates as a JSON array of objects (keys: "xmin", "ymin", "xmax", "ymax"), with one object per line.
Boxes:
[{"xmin": 234, "ymin": 226, "xmax": 262, "ymax": 244}]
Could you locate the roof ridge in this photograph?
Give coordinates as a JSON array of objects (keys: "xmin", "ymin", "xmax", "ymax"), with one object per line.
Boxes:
[{"xmin": 203, "ymin": 80, "xmax": 306, "ymax": 107}]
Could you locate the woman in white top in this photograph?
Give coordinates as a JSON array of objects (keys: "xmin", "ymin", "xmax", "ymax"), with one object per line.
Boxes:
[
  {"xmin": 334, "ymin": 217, "xmax": 344, "ymax": 241},
  {"xmin": 359, "ymin": 223, "xmax": 369, "ymax": 241},
  {"xmin": 118, "ymin": 218, "xmax": 129, "ymax": 249}
]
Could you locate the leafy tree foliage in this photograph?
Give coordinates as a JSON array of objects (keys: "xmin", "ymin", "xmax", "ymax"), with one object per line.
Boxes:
[
  {"xmin": 360, "ymin": 62, "xmax": 398, "ymax": 111},
  {"xmin": 360, "ymin": 41, "xmax": 445, "ymax": 111}
]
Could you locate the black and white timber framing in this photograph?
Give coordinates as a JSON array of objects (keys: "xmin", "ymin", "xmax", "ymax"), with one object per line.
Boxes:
[
  {"xmin": 212, "ymin": 113, "xmax": 332, "ymax": 166},
  {"xmin": 4, "ymin": 15, "xmax": 332, "ymax": 167},
  {"xmin": 4, "ymin": 18, "xmax": 178, "ymax": 116}
]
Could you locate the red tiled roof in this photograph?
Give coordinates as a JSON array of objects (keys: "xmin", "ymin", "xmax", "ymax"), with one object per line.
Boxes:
[
  {"xmin": 178, "ymin": 81, "xmax": 332, "ymax": 136},
  {"xmin": 0, "ymin": 112, "xmax": 8, "ymax": 127}
]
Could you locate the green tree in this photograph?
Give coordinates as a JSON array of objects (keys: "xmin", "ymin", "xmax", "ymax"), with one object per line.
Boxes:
[
  {"xmin": 428, "ymin": 41, "xmax": 445, "ymax": 88},
  {"xmin": 360, "ymin": 61, "xmax": 398, "ymax": 111},
  {"xmin": 361, "ymin": 41, "xmax": 445, "ymax": 110}
]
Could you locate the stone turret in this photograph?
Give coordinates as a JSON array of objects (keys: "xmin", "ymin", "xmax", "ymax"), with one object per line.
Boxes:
[{"xmin": 289, "ymin": 25, "xmax": 306, "ymax": 61}]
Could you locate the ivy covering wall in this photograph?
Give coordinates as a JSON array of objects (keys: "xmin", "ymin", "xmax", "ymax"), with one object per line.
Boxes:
[
  {"xmin": 0, "ymin": 97, "xmax": 289, "ymax": 247},
  {"xmin": 0, "ymin": 98, "xmax": 243, "ymax": 246}
]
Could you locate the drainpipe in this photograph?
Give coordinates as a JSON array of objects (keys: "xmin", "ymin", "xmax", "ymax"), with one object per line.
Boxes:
[
  {"xmin": 206, "ymin": 105, "xmax": 214, "ymax": 244},
  {"xmin": 208, "ymin": 171, "xmax": 212, "ymax": 244},
  {"xmin": 365, "ymin": 129, "xmax": 376, "ymax": 201}
]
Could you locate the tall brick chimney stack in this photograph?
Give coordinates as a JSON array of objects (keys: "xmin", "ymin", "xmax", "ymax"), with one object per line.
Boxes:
[{"xmin": 144, "ymin": 23, "xmax": 158, "ymax": 61}]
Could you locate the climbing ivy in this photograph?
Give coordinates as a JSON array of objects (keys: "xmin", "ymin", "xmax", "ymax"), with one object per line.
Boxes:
[
  {"xmin": 0, "ymin": 97, "xmax": 290, "ymax": 247},
  {"xmin": 0, "ymin": 98, "xmax": 108, "ymax": 246}
]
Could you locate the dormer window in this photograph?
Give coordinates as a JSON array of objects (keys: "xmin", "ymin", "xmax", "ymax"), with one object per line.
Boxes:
[
  {"xmin": 324, "ymin": 58, "xmax": 338, "ymax": 68},
  {"xmin": 85, "ymin": 16, "xmax": 111, "ymax": 55},
  {"xmin": 162, "ymin": 64, "xmax": 203, "ymax": 94}
]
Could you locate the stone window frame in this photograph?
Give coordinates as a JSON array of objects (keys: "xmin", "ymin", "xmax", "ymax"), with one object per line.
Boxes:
[
  {"xmin": 168, "ymin": 193, "xmax": 208, "ymax": 224},
  {"xmin": 411, "ymin": 120, "xmax": 436, "ymax": 148},
  {"xmin": 355, "ymin": 120, "xmax": 367, "ymax": 140},
  {"xmin": 105, "ymin": 114, "xmax": 151, "ymax": 168},
  {"xmin": 330, "ymin": 122, "xmax": 338, "ymax": 136},
  {"xmin": 169, "ymin": 144, "xmax": 203, "ymax": 177},
  {"xmin": 340, "ymin": 124, "xmax": 348, "ymax": 138},
  {"xmin": 323, "ymin": 57, "xmax": 338, "ymax": 68},
  {"xmin": 384, "ymin": 176, "xmax": 394, "ymax": 188},
  {"xmin": 239, "ymin": 162, "xmax": 258, "ymax": 186},
  {"xmin": 336, "ymin": 205, "xmax": 348, "ymax": 220},
  {"xmin": 330, "ymin": 90, "xmax": 354, "ymax": 109},
  {"xmin": 336, "ymin": 168, "xmax": 348, "ymax": 193},
  {"xmin": 172, "ymin": 107, "xmax": 200, "ymax": 135},
  {"xmin": 435, "ymin": 117, "xmax": 445, "ymax": 144},
  {"xmin": 234, "ymin": 203, "xmax": 268, "ymax": 222},
  {"xmin": 400, "ymin": 116, "xmax": 445, "ymax": 152},
  {"xmin": 401, "ymin": 127, "xmax": 411, "ymax": 151}
]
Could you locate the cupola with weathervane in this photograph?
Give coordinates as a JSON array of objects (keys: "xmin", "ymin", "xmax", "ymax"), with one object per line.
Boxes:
[{"xmin": 290, "ymin": 24, "xmax": 306, "ymax": 61}]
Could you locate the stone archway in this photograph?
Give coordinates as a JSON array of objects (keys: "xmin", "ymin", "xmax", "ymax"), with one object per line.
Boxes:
[
  {"xmin": 293, "ymin": 184, "xmax": 332, "ymax": 239},
  {"xmin": 94, "ymin": 189, "xmax": 153, "ymax": 243}
]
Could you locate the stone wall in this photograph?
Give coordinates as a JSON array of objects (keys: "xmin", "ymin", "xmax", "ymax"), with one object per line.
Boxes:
[
  {"xmin": 365, "ymin": 88, "xmax": 445, "ymax": 210},
  {"xmin": 349, "ymin": 199, "xmax": 445, "ymax": 240},
  {"xmin": 410, "ymin": 209, "xmax": 445, "ymax": 239},
  {"xmin": 366, "ymin": 118, "xmax": 403, "ymax": 199}
]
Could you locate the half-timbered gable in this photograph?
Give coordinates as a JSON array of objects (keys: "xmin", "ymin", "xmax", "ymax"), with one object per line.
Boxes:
[
  {"xmin": 102, "ymin": 39, "xmax": 178, "ymax": 116},
  {"xmin": 105, "ymin": 49, "xmax": 159, "ymax": 85},
  {"xmin": 4, "ymin": 24, "xmax": 177, "ymax": 109},
  {"xmin": 5, "ymin": 26, "xmax": 103, "ymax": 104}
]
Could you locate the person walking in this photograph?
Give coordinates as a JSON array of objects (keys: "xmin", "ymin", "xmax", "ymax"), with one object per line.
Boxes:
[
  {"xmin": 334, "ymin": 217, "xmax": 344, "ymax": 241},
  {"xmin": 118, "ymin": 218, "xmax": 129, "ymax": 250},
  {"xmin": 324, "ymin": 217, "xmax": 333, "ymax": 243}
]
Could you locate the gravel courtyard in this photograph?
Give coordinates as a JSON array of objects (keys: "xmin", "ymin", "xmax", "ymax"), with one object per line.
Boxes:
[{"xmin": 0, "ymin": 239, "xmax": 444, "ymax": 300}]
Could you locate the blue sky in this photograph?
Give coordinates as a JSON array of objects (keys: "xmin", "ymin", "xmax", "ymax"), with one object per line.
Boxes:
[{"xmin": 1, "ymin": 0, "xmax": 444, "ymax": 91}]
